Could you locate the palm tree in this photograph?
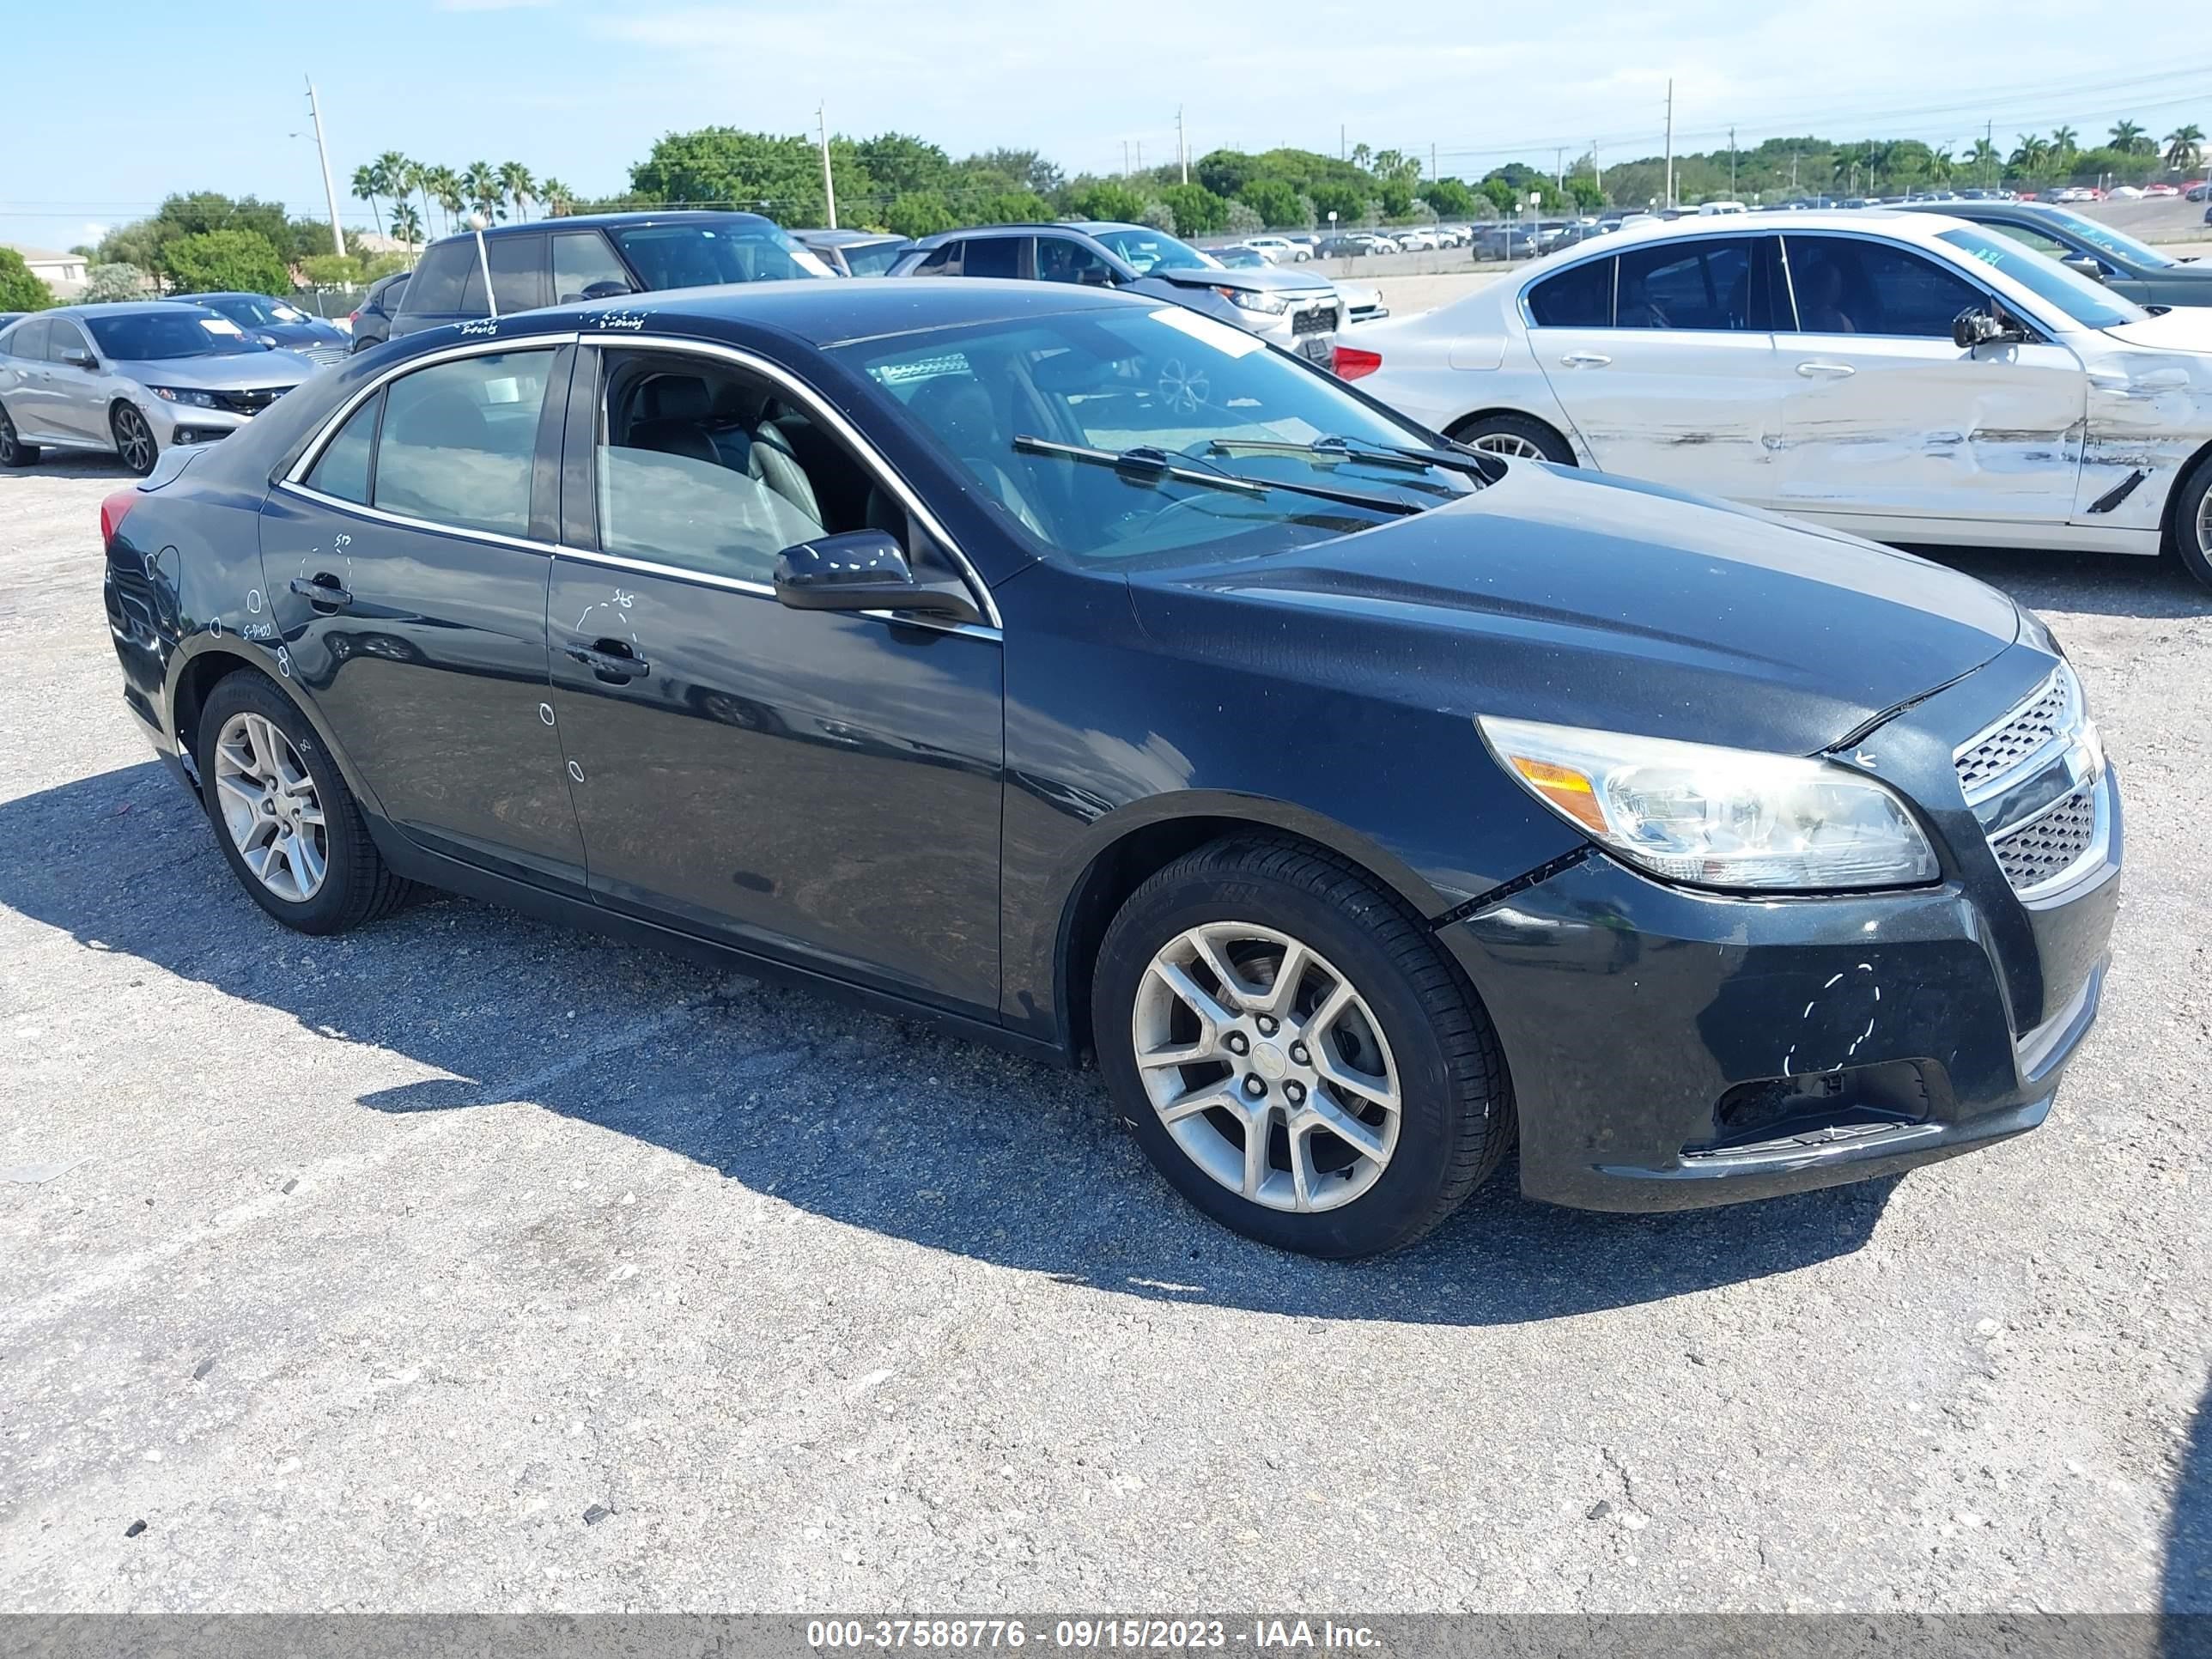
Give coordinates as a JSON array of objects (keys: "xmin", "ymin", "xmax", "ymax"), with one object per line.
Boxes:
[
  {"xmin": 497, "ymin": 161, "xmax": 537, "ymax": 222},
  {"xmin": 2009, "ymin": 133, "xmax": 2051, "ymax": 178},
  {"xmin": 1350, "ymin": 142, "xmax": 1372, "ymax": 171},
  {"xmin": 2166, "ymin": 125, "xmax": 2206, "ymax": 173},
  {"xmin": 2110, "ymin": 119, "xmax": 2151, "ymax": 156},
  {"xmin": 538, "ymin": 178, "xmax": 576, "ymax": 218},
  {"xmin": 387, "ymin": 201, "xmax": 423, "ymax": 253},
  {"xmin": 1970, "ymin": 136, "xmax": 2000, "ymax": 185},
  {"xmin": 461, "ymin": 161, "xmax": 503, "ymax": 223},
  {"xmin": 427, "ymin": 166, "xmax": 465, "ymax": 235},
  {"xmin": 2051, "ymin": 125, "xmax": 2079, "ymax": 163},
  {"xmin": 349, "ymin": 163, "xmax": 386, "ymax": 239}
]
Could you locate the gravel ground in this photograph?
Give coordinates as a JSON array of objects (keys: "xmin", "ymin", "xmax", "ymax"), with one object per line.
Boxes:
[{"xmin": 0, "ymin": 458, "xmax": 2205, "ymax": 1614}]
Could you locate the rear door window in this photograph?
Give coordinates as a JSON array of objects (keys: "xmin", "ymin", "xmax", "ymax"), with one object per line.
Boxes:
[
  {"xmin": 371, "ymin": 349, "xmax": 556, "ymax": 536},
  {"xmin": 1615, "ymin": 238, "xmax": 1759, "ymax": 331},
  {"xmin": 1527, "ymin": 258, "xmax": 1613, "ymax": 326},
  {"xmin": 6, "ymin": 319, "xmax": 52, "ymax": 361},
  {"xmin": 305, "ymin": 392, "xmax": 381, "ymax": 505},
  {"xmin": 398, "ymin": 242, "xmax": 471, "ymax": 316},
  {"xmin": 909, "ymin": 242, "xmax": 961, "ymax": 276},
  {"xmin": 459, "ymin": 234, "xmax": 550, "ymax": 316},
  {"xmin": 959, "ymin": 237, "xmax": 1026, "ymax": 279}
]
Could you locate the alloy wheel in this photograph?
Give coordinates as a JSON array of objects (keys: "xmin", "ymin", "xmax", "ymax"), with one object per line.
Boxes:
[
  {"xmin": 1465, "ymin": 431, "xmax": 1545, "ymax": 459},
  {"xmin": 0, "ymin": 411, "xmax": 18, "ymax": 466},
  {"xmin": 211, "ymin": 712, "xmax": 329, "ymax": 902},
  {"xmin": 113, "ymin": 406, "xmax": 155, "ymax": 474},
  {"xmin": 1131, "ymin": 921, "xmax": 1401, "ymax": 1213},
  {"xmin": 2197, "ymin": 489, "xmax": 2212, "ymax": 559}
]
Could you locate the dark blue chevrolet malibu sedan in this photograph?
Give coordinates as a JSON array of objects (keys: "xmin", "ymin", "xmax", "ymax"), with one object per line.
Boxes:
[{"xmin": 99, "ymin": 279, "xmax": 2121, "ymax": 1257}]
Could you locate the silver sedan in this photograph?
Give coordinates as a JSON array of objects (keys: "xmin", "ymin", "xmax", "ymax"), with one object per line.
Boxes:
[{"xmin": 0, "ymin": 301, "xmax": 313, "ymax": 476}]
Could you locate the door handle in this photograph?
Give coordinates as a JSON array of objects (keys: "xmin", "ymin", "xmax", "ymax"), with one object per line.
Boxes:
[
  {"xmin": 1796, "ymin": 361, "xmax": 1856, "ymax": 378},
  {"xmin": 1559, "ymin": 350, "xmax": 1612, "ymax": 368},
  {"xmin": 566, "ymin": 640, "xmax": 650, "ymax": 683},
  {"xmin": 289, "ymin": 574, "xmax": 353, "ymax": 610}
]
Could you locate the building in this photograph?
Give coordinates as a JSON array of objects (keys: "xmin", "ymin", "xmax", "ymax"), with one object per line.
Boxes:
[{"xmin": 3, "ymin": 244, "xmax": 89, "ymax": 299}]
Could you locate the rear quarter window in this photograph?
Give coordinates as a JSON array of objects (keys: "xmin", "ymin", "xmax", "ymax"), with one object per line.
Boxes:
[
  {"xmin": 398, "ymin": 243, "xmax": 471, "ymax": 315},
  {"xmin": 1528, "ymin": 258, "xmax": 1613, "ymax": 326}
]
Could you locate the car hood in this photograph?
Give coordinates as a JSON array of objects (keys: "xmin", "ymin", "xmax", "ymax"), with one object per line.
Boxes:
[
  {"xmin": 1127, "ymin": 464, "xmax": 2021, "ymax": 757},
  {"xmin": 110, "ymin": 351, "xmax": 313, "ymax": 390},
  {"xmin": 1155, "ymin": 264, "xmax": 1334, "ymax": 296},
  {"xmin": 252, "ymin": 319, "xmax": 347, "ymax": 346},
  {"xmin": 2101, "ymin": 306, "xmax": 2212, "ymax": 352}
]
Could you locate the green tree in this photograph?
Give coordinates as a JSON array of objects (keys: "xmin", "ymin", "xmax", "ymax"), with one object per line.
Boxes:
[
  {"xmin": 1239, "ymin": 177, "xmax": 1304, "ymax": 228},
  {"xmin": 1157, "ymin": 183, "xmax": 1229, "ymax": 237},
  {"xmin": 387, "ymin": 201, "xmax": 424, "ymax": 251},
  {"xmin": 350, "ymin": 163, "xmax": 386, "ymax": 239},
  {"xmin": 883, "ymin": 192, "xmax": 958, "ymax": 239},
  {"xmin": 462, "ymin": 161, "xmax": 503, "ymax": 222},
  {"xmin": 1419, "ymin": 178, "xmax": 1476, "ymax": 219},
  {"xmin": 1375, "ymin": 177, "xmax": 1414, "ymax": 217},
  {"xmin": 975, "ymin": 190, "xmax": 1052, "ymax": 224},
  {"xmin": 162, "ymin": 229, "xmax": 291, "ymax": 296},
  {"xmin": 1306, "ymin": 179, "xmax": 1364, "ymax": 223},
  {"xmin": 0, "ymin": 247, "xmax": 53, "ymax": 312},
  {"xmin": 426, "ymin": 167, "xmax": 464, "ymax": 235},
  {"xmin": 1566, "ymin": 177, "xmax": 1607, "ymax": 211},
  {"xmin": 2110, "ymin": 119, "xmax": 2152, "ymax": 156},
  {"xmin": 854, "ymin": 132, "xmax": 951, "ymax": 198},
  {"xmin": 498, "ymin": 161, "xmax": 537, "ymax": 222},
  {"xmin": 82, "ymin": 264, "xmax": 147, "ymax": 303},
  {"xmin": 538, "ymin": 179, "xmax": 577, "ymax": 217},
  {"xmin": 301, "ymin": 252, "xmax": 362, "ymax": 287},
  {"xmin": 629, "ymin": 127, "xmax": 852, "ymax": 222},
  {"xmin": 1067, "ymin": 180, "xmax": 1151, "ymax": 222},
  {"xmin": 2051, "ymin": 126, "xmax": 2080, "ymax": 168},
  {"xmin": 960, "ymin": 148, "xmax": 1062, "ymax": 198},
  {"xmin": 2166, "ymin": 125, "xmax": 2205, "ymax": 172}
]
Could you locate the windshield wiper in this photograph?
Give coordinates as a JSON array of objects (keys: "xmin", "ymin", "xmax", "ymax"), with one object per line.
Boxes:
[
  {"xmin": 1206, "ymin": 434, "xmax": 1500, "ymax": 481},
  {"xmin": 1012, "ymin": 437, "xmax": 1420, "ymax": 516}
]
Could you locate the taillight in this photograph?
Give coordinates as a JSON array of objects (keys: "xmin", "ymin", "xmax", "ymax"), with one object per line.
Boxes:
[
  {"xmin": 100, "ymin": 488, "xmax": 139, "ymax": 545},
  {"xmin": 1333, "ymin": 345, "xmax": 1382, "ymax": 381},
  {"xmin": 348, "ymin": 310, "xmax": 361, "ymax": 324}
]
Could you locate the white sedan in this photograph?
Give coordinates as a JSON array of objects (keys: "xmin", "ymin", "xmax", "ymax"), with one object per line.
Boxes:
[
  {"xmin": 1337, "ymin": 210, "xmax": 2212, "ymax": 587},
  {"xmin": 1243, "ymin": 235, "xmax": 1310, "ymax": 263}
]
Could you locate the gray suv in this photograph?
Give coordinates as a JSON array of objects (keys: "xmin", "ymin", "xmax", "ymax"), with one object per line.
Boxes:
[
  {"xmin": 0, "ymin": 302, "xmax": 313, "ymax": 476},
  {"xmin": 890, "ymin": 221, "xmax": 1347, "ymax": 363}
]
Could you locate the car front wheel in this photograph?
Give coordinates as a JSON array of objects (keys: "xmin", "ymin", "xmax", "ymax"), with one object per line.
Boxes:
[
  {"xmin": 1449, "ymin": 411, "xmax": 1576, "ymax": 465},
  {"xmin": 1093, "ymin": 837, "xmax": 1513, "ymax": 1257},
  {"xmin": 195, "ymin": 671, "xmax": 413, "ymax": 934},
  {"xmin": 0, "ymin": 404, "xmax": 36, "ymax": 467},
  {"xmin": 111, "ymin": 403, "xmax": 158, "ymax": 476}
]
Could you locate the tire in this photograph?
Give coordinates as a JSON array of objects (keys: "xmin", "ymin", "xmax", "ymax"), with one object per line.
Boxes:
[
  {"xmin": 111, "ymin": 402, "xmax": 158, "ymax": 477},
  {"xmin": 0, "ymin": 404, "xmax": 36, "ymax": 467},
  {"xmin": 1092, "ymin": 836, "xmax": 1513, "ymax": 1258},
  {"xmin": 2167, "ymin": 451, "xmax": 2212, "ymax": 591},
  {"xmin": 1449, "ymin": 411, "xmax": 1576, "ymax": 465},
  {"xmin": 195, "ymin": 671, "xmax": 412, "ymax": 935}
]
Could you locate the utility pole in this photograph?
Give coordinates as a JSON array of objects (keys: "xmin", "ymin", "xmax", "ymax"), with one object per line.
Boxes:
[
  {"xmin": 1340, "ymin": 124, "xmax": 1346, "ymax": 161},
  {"xmin": 1177, "ymin": 106, "xmax": 1188, "ymax": 184},
  {"xmin": 816, "ymin": 101, "xmax": 837, "ymax": 229},
  {"xmin": 1431, "ymin": 141, "xmax": 1437, "ymax": 179},
  {"xmin": 304, "ymin": 77, "xmax": 345, "ymax": 258},
  {"xmin": 1729, "ymin": 125, "xmax": 1736, "ymax": 198},
  {"xmin": 1136, "ymin": 139, "xmax": 1144, "ymax": 174},
  {"xmin": 1593, "ymin": 140, "xmax": 1603, "ymax": 197},
  {"xmin": 1663, "ymin": 79, "xmax": 1674, "ymax": 210},
  {"xmin": 1122, "ymin": 140, "xmax": 1130, "ymax": 177},
  {"xmin": 1556, "ymin": 145, "xmax": 1566, "ymax": 191},
  {"xmin": 1986, "ymin": 118, "xmax": 1995, "ymax": 186}
]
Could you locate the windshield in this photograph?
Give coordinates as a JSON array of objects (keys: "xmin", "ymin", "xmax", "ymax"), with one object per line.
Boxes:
[
  {"xmin": 207, "ymin": 295, "xmax": 313, "ymax": 326},
  {"xmin": 1091, "ymin": 226, "xmax": 1211, "ymax": 275},
  {"xmin": 1936, "ymin": 227, "xmax": 2148, "ymax": 329},
  {"xmin": 1214, "ymin": 247, "xmax": 1267, "ymax": 268},
  {"xmin": 607, "ymin": 221, "xmax": 835, "ymax": 287},
  {"xmin": 841, "ymin": 240, "xmax": 908, "ymax": 277},
  {"xmin": 2043, "ymin": 208, "xmax": 2179, "ymax": 270},
  {"xmin": 834, "ymin": 305, "xmax": 1476, "ymax": 568},
  {"xmin": 84, "ymin": 309, "xmax": 266, "ymax": 361}
]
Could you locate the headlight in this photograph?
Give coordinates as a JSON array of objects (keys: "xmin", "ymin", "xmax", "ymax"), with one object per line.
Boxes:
[
  {"xmin": 1213, "ymin": 286, "xmax": 1290, "ymax": 315},
  {"xmin": 149, "ymin": 386, "xmax": 217, "ymax": 407},
  {"xmin": 1479, "ymin": 716, "xmax": 1941, "ymax": 891}
]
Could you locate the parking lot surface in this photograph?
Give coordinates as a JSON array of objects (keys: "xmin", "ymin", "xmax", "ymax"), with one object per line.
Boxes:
[{"xmin": 1, "ymin": 459, "xmax": 2206, "ymax": 1613}]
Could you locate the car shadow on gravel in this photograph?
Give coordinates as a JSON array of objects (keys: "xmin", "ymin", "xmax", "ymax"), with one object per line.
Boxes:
[
  {"xmin": 0, "ymin": 455, "xmax": 132, "ymax": 482},
  {"xmin": 1916, "ymin": 544, "xmax": 2212, "ymax": 620},
  {"xmin": 4, "ymin": 759, "xmax": 1896, "ymax": 1327}
]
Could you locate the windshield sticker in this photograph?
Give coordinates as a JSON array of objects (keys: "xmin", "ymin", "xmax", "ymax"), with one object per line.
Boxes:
[
  {"xmin": 1149, "ymin": 307, "xmax": 1262, "ymax": 358},
  {"xmin": 199, "ymin": 317, "xmax": 244, "ymax": 336}
]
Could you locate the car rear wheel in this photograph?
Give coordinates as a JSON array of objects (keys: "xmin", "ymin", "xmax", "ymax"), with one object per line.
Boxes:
[
  {"xmin": 2169, "ymin": 452, "xmax": 2212, "ymax": 592},
  {"xmin": 111, "ymin": 404, "xmax": 157, "ymax": 477},
  {"xmin": 195, "ymin": 672, "xmax": 412, "ymax": 934},
  {"xmin": 1449, "ymin": 411, "xmax": 1576, "ymax": 465},
  {"xmin": 1093, "ymin": 837, "xmax": 1513, "ymax": 1257},
  {"xmin": 0, "ymin": 405, "xmax": 36, "ymax": 467}
]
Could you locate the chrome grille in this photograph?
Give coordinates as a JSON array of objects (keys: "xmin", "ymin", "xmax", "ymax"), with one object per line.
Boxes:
[
  {"xmin": 1291, "ymin": 305, "xmax": 1340, "ymax": 336},
  {"xmin": 1955, "ymin": 671, "xmax": 2071, "ymax": 794},
  {"xmin": 1992, "ymin": 789, "xmax": 2097, "ymax": 890},
  {"xmin": 210, "ymin": 386, "xmax": 290, "ymax": 417}
]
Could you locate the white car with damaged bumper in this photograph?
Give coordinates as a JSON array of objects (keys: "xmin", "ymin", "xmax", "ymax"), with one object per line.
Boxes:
[{"xmin": 1336, "ymin": 210, "xmax": 2212, "ymax": 588}]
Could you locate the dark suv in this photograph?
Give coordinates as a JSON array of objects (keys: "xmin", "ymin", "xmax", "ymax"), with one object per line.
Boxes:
[
  {"xmin": 890, "ymin": 220, "xmax": 1347, "ymax": 364},
  {"xmin": 347, "ymin": 269, "xmax": 411, "ymax": 355},
  {"xmin": 389, "ymin": 211, "xmax": 834, "ymax": 339},
  {"xmin": 1900, "ymin": 199, "xmax": 2212, "ymax": 307}
]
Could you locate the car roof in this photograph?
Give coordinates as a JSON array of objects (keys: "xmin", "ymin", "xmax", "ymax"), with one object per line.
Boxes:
[
  {"xmin": 41, "ymin": 300, "xmax": 223, "ymax": 319},
  {"xmin": 792, "ymin": 228, "xmax": 907, "ymax": 246},
  {"xmin": 421, "ymin": 210, "xmax": 778, "ymax": 249},
  {"xmin": 524, "ymin": 275, "xmax": 1140, "ymax": 348},
  {"xmin": 1587, "ymin": 208, "xmax": 1959, "ymax": 248},
  {"xmin": 908, "ymin": 220, "xmax": 1150, "ymax": 249}
]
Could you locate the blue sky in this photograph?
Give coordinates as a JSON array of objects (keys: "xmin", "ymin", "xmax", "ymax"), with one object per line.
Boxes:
[{"xmin": 6, "ymin": 0, "xmax": 2212, "ymax": 252}]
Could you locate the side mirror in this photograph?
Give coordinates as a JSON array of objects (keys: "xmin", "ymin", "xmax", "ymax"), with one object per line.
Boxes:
[
  {"xmin": 2060, "ymin": 253, "xmax": 2108, "ymax": 283},
  {"xmin": 580, "ymin": 279, "xmax": 635, "ymax": 301},
  {"xmin": 772, "ymin": 529, "xmax": 982, "ymax": 624},
  {"xmin": 1952, "ymin": 306, "xmax": 2021, "ymax": 349},
  {"xmin": 61, "ymin": 348, "xmax": 96, "ymax": 370}
]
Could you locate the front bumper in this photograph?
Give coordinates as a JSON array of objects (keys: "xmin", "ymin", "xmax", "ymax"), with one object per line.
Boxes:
[
  {"xmin": 1438, "ymin": 664, "xmax": 2122, "ymax": 1212},
  {"xmin": 139, "ymin": 397, "xmax": 257, "ymax": 447},
  {"xmin": 1243, "ymin": 293, "xmax": 1343, "ymax": 365}
]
